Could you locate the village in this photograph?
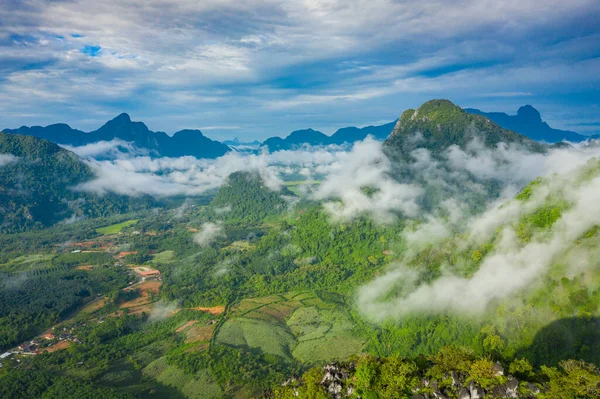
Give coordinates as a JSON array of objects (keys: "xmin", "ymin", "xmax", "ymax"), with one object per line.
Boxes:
[{"xmin": 1, "ymin": 225, "xmax": 165, "ymax": 370}]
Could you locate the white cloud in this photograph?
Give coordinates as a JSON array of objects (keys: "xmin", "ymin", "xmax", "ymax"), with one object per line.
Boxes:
[
  {"xmin": 314, "ymin": 137, "xmax": 422, "ymax": 222},
  {"xmin": 62, "ymin": 139, "xmax": 142, "ymax": 158},
  {"xmin": 193, "ymin": 222, "xmax": 224, "ymax": 247},
  {"xmin": 0, "ymin": 154, "xmax": 18, "ymax": 167},
  {"xmin": 358, "ymin": 155, "xmax": 600, "ymax": 321}
]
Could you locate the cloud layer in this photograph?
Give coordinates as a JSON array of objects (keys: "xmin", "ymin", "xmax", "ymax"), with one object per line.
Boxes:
[{"xmin": 358, "ymin": 148, "xmax": 600, "ymax": 321}]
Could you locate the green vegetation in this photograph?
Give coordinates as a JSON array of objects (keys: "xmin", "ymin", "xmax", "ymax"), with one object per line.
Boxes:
[
  {"xmin": 270, "ymin": 348, "xmax": 600, "ymax": 399},
  {"xmin": 386, "ymin": 99, "xmax": 546, "ymax": 156},
  {"xmin": 96, "ymin": 219, "xmax": 139, "ymax": 235},
  {"xmin": 0, "ymin": 265, "xmax": 129, "ymax": 350},
  {"xmin": 2, "ymin": 112, "xmax": 600, "ymax": 398},
  {"xmin": 210, "ymin": 171, "xmax": 294, "ymax": 225},
  {"xmin": 0, "ymin": 133, "xmax": 155, "ymax": 233}
]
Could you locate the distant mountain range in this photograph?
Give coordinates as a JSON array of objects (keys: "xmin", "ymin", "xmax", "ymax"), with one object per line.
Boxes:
[
  {"xmin": 465, "ymin": 105, "xmax": 595, "ymax": 143},
  {"xmin": 3, "ymin": 113, "xmax": 231, "ymax": 159},
  {"xmin": 3, "ymin": 115, "xmax": 399, "ymax": 157},
  {"xmin": 3, "ymin": 104, "xmax": 593, "ymax": 161},
  {"xmin": 261, "ymin": 121, "xmax": 397, "ymax": 151}
]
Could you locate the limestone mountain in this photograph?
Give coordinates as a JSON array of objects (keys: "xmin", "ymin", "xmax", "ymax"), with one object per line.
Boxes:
[
  {"xmin": 466, "ymin": 105, "xmax": 589, "ymax": 143},
  {"xmin": 383, "ymin": 100, "xmax": 548, "ymax": 211},
  {"xmin": 0, "ymin": 132, "xmax": 154, "ymax": 232},
  {"xmin": 261, "ymin": 121, "xmax": 396, "ymax": 152},
  {"xmin": 385, "ymin": 99, "xmax": 546, "ymax": 157},
  {"xmin": 3, "ymin": 113, "xmax": 231, "ymax": 159}
]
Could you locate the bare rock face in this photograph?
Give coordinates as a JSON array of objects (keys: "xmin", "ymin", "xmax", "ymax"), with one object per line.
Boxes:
[
  {"xmin": 458, "ymin": 387, "xmax": 471, "ymax": 399},
  {"xmin": 319, "ymin": 363, "xmax": 355, "ymax": 399},
  {"xmin": 468, "ymin": 381, "xmax": 485, "ymax": 399},
  {"xmin": 493, "ymin": 362, "xmax": 505, "ymax": 377},
  {"xmin": 432, "ymin": 391, "xmax": 448, "ymax": 399},
  {"xmin": 506, "ymin": 376, "xmax": 519, "ymax": 398},
  {"xmin": 527, "ymin": 382, "xmax": 541, "ymax": 395},
  {"xmin": 451, "ymin": 371, "xmax": 461, "ymax": 387}
]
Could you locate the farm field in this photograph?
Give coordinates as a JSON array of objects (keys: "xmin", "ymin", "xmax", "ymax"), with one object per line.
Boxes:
[
  {"xmin": 143, "ymin": 357, "xmax": 223, "ymax": 399},
  {"xmin": 96, "ymin": 219, "xmax": 139, "ymax": 235},
  {"xmin": 152, "ymin": 250, "xmax": 175, "ymax": 264},
  {"xmin": 216, "ymin": 291, "xmax": 367, "ymax": 365}
]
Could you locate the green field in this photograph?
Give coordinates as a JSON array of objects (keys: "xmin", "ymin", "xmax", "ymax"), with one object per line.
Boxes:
[
  {"xmin": 152, "ymin": 250, "xmax": 175, "ymax": 264},
  {"xmin": 143, "ymin": 357, "xmax": 223, "ymax": 399},
  {"xmin": 216, "ymin": 291, "xmax": 366, "ymax": 365},
  {"xmin": 96, "ymin": 219, "xmax": 139, "ymax": 234},
  {"xmin": 0, "ymin": 253, "xmax": 55, "ymax": 272}
]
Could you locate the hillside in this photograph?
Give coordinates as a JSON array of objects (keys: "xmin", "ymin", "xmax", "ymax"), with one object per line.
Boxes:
[
  {"xmin": 3, "ymin": 113, "xmax": 231, "ymax": 159},
  {"xmin": 0, "ymin": 132, "xmax": 154, "ymax": 232},
  {"xmin": 210, "ymin": 171, "xmax": 294, "ymax": 224},
  {"xmin": 466, "ymin": 105, "xmax": 591, "ymax": 143}
]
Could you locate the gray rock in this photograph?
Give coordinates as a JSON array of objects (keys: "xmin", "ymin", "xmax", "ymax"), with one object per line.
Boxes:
[
  {"xmin": 432, "ymin": 391, "xmax": 448, "ymax": 399},
  {"xmin": 493, "ymin": 362, "xmax": 505, "ymax": 377},
  {"xmin": 469, "ymin": 381, "xmax": 485, "ymax": 399},
  {"xmin": 451, "ymin": 370, "xmax": 460, "ymax": 387},
  {"xmin": 527, "ymin": 382, "xmax": 541, "ymax": 395},
  {"xmin": 458, "ymin": 387, "xmax": 471, "ymax": 399},
  {"xmin": 506, "ymin": 376, "xmax": 519, "ymax": 398}
]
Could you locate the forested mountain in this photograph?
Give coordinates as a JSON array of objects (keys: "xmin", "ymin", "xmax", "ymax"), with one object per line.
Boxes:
[
  {"xmin": 3, "ymin": 113, "xmax": 231, "ymax": 159},
  {"xmin": 0, "ymin": 132, "xmax": 154, "ymax": 232},
  {"xmin": 385, "ymin": 99, "xmax": 546, "ymax": 156},
  {"xmin": 466, "ymin": 105, "xmax": 592, "ymax": 143},
  {"xmin": 210, "ymin": 171, "xmax": 294, "ymax": 224},
  {"xmin": 382, "ymin": 99, "xmax": 547, "ymax": 211},
  {"xmin": 261, "ymin": 121, "xmax": 396, "ymax": 151}
]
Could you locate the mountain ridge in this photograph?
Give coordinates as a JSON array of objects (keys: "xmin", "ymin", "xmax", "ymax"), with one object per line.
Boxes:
[
  {"xmin": 0, "ymin": 132, "xmax": 155, "ymax": 232},
  {"xmin": 260, "ymin": 121, "xmax": 397, "ymax": 151},
  {"xmin": 466, "ymin": 105, "xmax": 591, "ymax": 143},
  {"xmin": 3, "ymin": 113, "xmax": 231, "ymax": 159}
]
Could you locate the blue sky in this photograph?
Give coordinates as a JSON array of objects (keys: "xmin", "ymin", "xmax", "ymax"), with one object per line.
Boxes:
[{"xmin": 0, "ymin": 0, "xmax": 599, "ymax": 140}]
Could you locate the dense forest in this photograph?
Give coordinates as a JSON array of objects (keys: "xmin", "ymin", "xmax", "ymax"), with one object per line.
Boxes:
[{"xmin": 0, "ymin": 132, "xmax": 156, "ymax": 233}]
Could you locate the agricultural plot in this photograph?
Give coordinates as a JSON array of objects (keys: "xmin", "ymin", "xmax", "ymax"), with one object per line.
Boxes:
[
  {"xmin": 0, "ymin": 253, "xmax": 54, "ymax": 272},
  {"xmin": 152, "ymin": 250, "xmax": 175, "ymax": 264},
  {"xmin": 288, "ymin": 306, "xmax": 365, "ymax": 364},
  {"xmin": 96, "ymin": 219, "xmax": 139, "ymax": 235},
  {"xmin": 222, "ymin": 240, "xmax": 255, "ymax": 252},
  {"xmin": 216, "ymin": 318, "xmax": 297, "ymax": 361},
  {"xmin": 216, "ymin": 291, "xmax": 367, "ymax": 365},
  {"xmin": 143, "ymin": 357, "xmax": 223, "ymax": 399}
]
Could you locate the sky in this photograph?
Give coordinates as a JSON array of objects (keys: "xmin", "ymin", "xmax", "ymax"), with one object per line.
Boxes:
[{"xmin": 0, "ymin": 0, "xmax": 599, "ymax": 140}]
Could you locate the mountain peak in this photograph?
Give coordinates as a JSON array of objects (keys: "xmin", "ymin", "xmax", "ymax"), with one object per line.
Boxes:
[
  {"xmin": 517, "ymin": 105, "xmax": 542, "ymax": 122},
  {"xmin": 466, "ymin": 106, "xmax": 585, "ymax": 143},
  {"xmin": 110, "ymin": 113, "xmax": 132, "ymax": 124},
  {"xmin": 386, "ymin": 98, "xmax": 545, "ymax": 155},
  {"xmin": 394, "ymin": 99, "xmax": 467, "ymax": 137}
]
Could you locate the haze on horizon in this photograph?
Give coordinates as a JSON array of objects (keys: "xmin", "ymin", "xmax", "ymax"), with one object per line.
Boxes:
[{"xmin": 1, "ymin": 0, "xmax": 599, "ymax": 140}]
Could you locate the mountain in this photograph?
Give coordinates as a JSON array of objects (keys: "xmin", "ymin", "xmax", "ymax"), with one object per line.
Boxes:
[
  {"xmin": 261, "ymin": 121, "xmax": 397, "ymax": 151},
  {"xmin": 384, "ymin": 99, "xmax": 548, "ymax": 211},
  {"xmin": 3, "ymin": 113, "xmax": 231, "ymax": 159},
  {"xmin": 386, "ymin": 99, "xmax": 547, "ymax": 156},
  {"xmin": 466, "ymin": 105, "xmax": 589, "ymax": 143},
  {"xmin": 210, "ymin": 171, "xmax": 294, "ymax": 224},
  {"xmin": 0, "ymin": 132, "xmax": 154, "ymax": 232}
]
